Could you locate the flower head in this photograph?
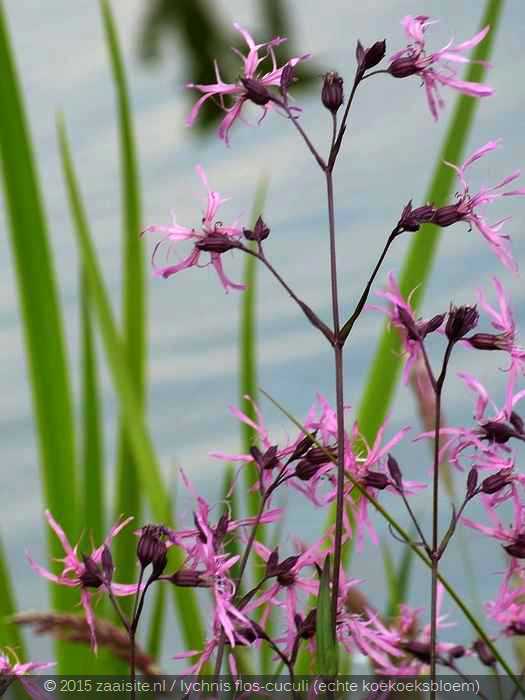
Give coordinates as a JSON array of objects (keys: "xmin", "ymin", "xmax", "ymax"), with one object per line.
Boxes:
[
  {"xmin": 0, "ymin": 650, "xmax": 55, "ymax": 699},
  {"xmin": 27, "ymin": 511, "xmax": 139, "ymax": 652},
  {"xmin": 187, "ymin": 23, "xmax": 309, "ymax": 144},
  {"xmin": 437, "ymin": 141, "xmax": 525, "ymax": 272},
  {"xmin": 143, "ymin": 166, "xmax": 245, "ymax": 292},
  {"xmin": 389, "ymin": 15, "xmax": 492, "ymax": 119}
]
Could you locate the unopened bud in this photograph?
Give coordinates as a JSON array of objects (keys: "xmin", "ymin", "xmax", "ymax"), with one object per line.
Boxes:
[
  {"xmin": 101, "ymin": 545, "xmax": 114, "ymax": 584},
  {"xmin": 481, "ymin": 468, "xmax": 513, "ymax": 495},
  {"xmin": 396, "ymin": 306, "xmax": 420, "ymax": 341},
  {"xmin": 295, "ymin": 459, "xmax": 322, "ymax": 481},
  {"xmin": 445, "ymin": 305, "xmax": 479, "ymax": 342},
  {"xmin": 297, "ymin": 609, "xmax": 317, "ymax": 639},
  {"xmin": 503, "ymin": 534, "xmax": 525, "ymax": 559},
  {"xmin": 265, "ymin": 547, "xmax": 279, "ymax": 577},
  {"xmin": 402, "ymin": 641, "xmax": 431, "ymax": 664},
  {"xmin": 473, "ymin": 639, "xmax": 496, "ymax": 667},
  {"xmin": 508, "ymin": 622, "xmax": 525, "ymax": 636},
  {"xmin": 170, "ymin": 569, "xmax": 210, "ymax": 588},
  {"xmin": 389, "ymin": 56, "xmax": 420, "ymax": 78},
  {"xmin": 448, "ymin": 645, "xmax": 466, "ymax": 659},
  {"xmin": 398, "ymin": 201, "xmax": 436, "ymax": 232},
  {"xmin": 241, "ymin": 78, "xmax": 272, "ymax": 106},
  {"xmin": 481, "ymin": 421, "xmax": 516, "ymax": 444},
  {"xmin": 250, "ymin": 445, "xmax": 279, "ymax": 471},
  {"xmin": 321, "ymin": 72, "xmax": 344, "ymax": 114},
  {"xmin": 364, "ymin": 471, "xmax": 389, "ymax": 490},
  {"xmin": 288, "ymin": 432, "xmax": 317, "ymax": 463},
  {"xmin": 422, "ymin": 313, "xmax": 446, "ymax": 337},
  {"xmin": 466, "ymin": 468, "xmax": 478, "ymax": 498},
  {"xmin": 466, "ymin": 332, "xmax": 511, "ymax": 351},
  {"xmin": 137, "ymin": 525, "xmax": 168, "ymax": 579},
  {"xmin": 243, "ymin": 216, "xmax": 270, "ymax": 242},
  {"xmin": 196, "ymin": 233, "xmax": 241, "ymax": 253},
  {"xmin": 387, "ymin": 454, "xmax": 403, "ymax": 489},
  {"xmin": 433, "ymin": 204, "xmax": 464, "ymax": 228}
]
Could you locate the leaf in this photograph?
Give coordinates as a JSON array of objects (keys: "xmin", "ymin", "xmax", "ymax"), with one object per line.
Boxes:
[
  {"xmin": 383, "ymin": 538, "xmax": 415, "ymax": 622},
  {"xmin": 99, "ymin": 0, "xmax": 146, "ymax": 620},
  {"xmin": 0, "ymin": 0, "xmax": 85, "ymax": 671},
  {"xmin": 316, "ymin": 554, "xmax": 337, "ymax": 677},
  {"xmin": 57, "ymin": 117, "xmax": 206, "ymax": 655},
  {"xmin": 146, "ymin": 584, "xmax": 166, "ymax": 660},
  {"xmin": 0, "ymin": 538, "xmax": 24, "ymax": 656}
]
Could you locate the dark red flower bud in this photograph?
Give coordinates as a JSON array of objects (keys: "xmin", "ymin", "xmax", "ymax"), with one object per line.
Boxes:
[
  {"xmin": 213, "ymin": 513, "xmax": 229, "ymax": 550},
  {"xmin": 356, "ymin": 39, "xmax": 386, "ymax": 76},
  {"xmin": 196, "ymin": 233, "xmax": 241, "ymax": 253},
  {"xmin": 466, "ymin": 468, "xmax": 478, "ymax": 498},
  {"xmin": 364, "ymin": 471, "xmax": 389, "ymax": 490},
  {"xmin": 466, "ymin": 332, "xmax": 511, "ymax": 351},
  {"xmin": 280, "ymin": 64, "xmax": 295, "ymax": 94},
  {"xmin": 265, "ymin": 547, "xmax": 279, "ymax": 577},
  {"xmin": 448, "ymin": 645, "xmax": 466, "ymax": 659},
  {"xmin": 241, "ymin": 77, "xmax": 272, "ymax": 105},
  {"xmin": 297, "ymin": 609, "xmax": 317, "ymax": 639},
  {"xmin": 398, "ymin": 201, "xmax": 436, "ymax": 232},
  {"xmin": 321, "ymin": 72, "xmax": 344, "ymax": 113},
  {"xmin": 510, "ymin": 411, "xmax": 525, "ymax": 435},
  {"xmin": 433, "ymin": 204, "xmax": 464, "ymax": 228},
  {"xmin": 170, "ymin": 568, "xmax": 209, "ymax": 588},
  {"xmin": 481, "ymin": 421, "xmax": 516, "ymax": 444},
  {"xmin": 137, "ymin": 525, "xmax": 168, "ymax": 579},
  {"xmin": 250, "ymin": 445, "xmax": 280, "ymax": 471},
  {"xmin": 305, "ymin": 446, "xmax": 337, "ymax": 465},
  {"xmin": 508, "ymin": 622, "xmax": 525, "ymax": 636},
  {"xmin": 277, "ymin": 570, "xmax": 296, "ymax": 587},
  {"xmin": 101, "ymin": 545, "xmax": 114, "ymax": 584},
  {"xmin": 473, "ymin": 639, "xmax": 496, "ymax": 667},
  {"xmin": 80, "ymin": 555, "xmax": 104, "ymax": 589},
  {"xmin": 445, "ymin": 305, "xmax": 479, "ymax": 342},
  {"xmin": 422, "ymin": 313, "xmax": 446, "ymax": 337},
  {"xmin": 389, "ymin": 56, "xmax": 420, "ymax": 78},
  {"xmin": 243, "ymin": 216, "xmax": 270, "ymax": 242},
  {"xmin": 295, "ymin": 459, "xmax": 322, "ymax": 481},
  {"xmin": 503, "ymin": 534, "xmax": 525, "ymax": 559},
  {"xmin": 396, "ymin": 306, "xmax": 420, "ymax": 341},
  {"xmin": 288, "ymin": 432, "xmax": 317, "ymax": 463},
  {"xmin": 387, "ymin": 454, "xmax": 403, "ymax": 490},
  {"xmin": 481, "ymin": 468, "xmax": 513, "ymax": 495},
  {"xmin": 402, "ymin": 640, "xmax": 431, "ymax": 664}
]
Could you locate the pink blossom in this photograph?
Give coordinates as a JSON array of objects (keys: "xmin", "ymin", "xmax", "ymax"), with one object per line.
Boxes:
[
  {"xmin": 143, "ymin": 165, "xmax": 245, "ymax": 292},
  {"xmin": 187, "ymin": 23, "xmax": 309, "ymax": 144},
  {"xmin": 440, "ymin": 140, "xmax": 525, "ymax": 272},
  {"xmin": 389, "ymin": 15, "xmax": 492, "ymax": 119},
  {"xmin": 0, "ymin": 651, "xmax": 55, "ymax": 699},
  {"xmin": 27, "ymin": 511, "xmax": 139, "ymax": 652}
]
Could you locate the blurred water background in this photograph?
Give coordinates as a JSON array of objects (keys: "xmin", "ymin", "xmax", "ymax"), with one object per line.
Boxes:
[{"xmin": 1, "ymin": 0, "xmax": 525, "ymax": 668}]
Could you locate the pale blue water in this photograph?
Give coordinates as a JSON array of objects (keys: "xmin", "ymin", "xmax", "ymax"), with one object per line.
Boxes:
[{"xmin": 1, "ymin": 0, "xmax": 525, "ymax": 671}]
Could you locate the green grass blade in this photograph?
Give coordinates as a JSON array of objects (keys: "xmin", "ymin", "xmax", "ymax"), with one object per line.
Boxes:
[
  {"xmin": 316, "ymin": 555, "xmax": 337, "ymax": 676},
  {"xmin": 383, "ymin": 538, "xmax": 415, "ymax": 622},
  {"xmin": 57, "ymin": 118, "xmax": 206, "ymax": 654},
  {"xmin": 0, "ymin": 1, "xmax": 86, "ymax": 671},
  {"xmin": 80, "ymin": 269, "xmax": 105, "ymax": 544},
  {"xmin": 99, "ymin": 0, "xmax": 146, "ymax": 618},
  {"xmin": 356, "ymin": 0, "xmax": 504, "ymax": 446},
  {"xmin": 0, "ymin": 539, "xmax": 24, "ymax": 656}
]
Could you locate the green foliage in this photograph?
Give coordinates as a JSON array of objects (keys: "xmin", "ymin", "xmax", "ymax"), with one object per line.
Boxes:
[{"xmin": 316, "ymin": 555, "xmax": 338, "ymax": 677}]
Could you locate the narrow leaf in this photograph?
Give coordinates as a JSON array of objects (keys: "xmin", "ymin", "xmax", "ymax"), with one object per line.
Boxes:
[{"xmin": 316, "ymin": 555, "xmax": 337, "ymax": 677}]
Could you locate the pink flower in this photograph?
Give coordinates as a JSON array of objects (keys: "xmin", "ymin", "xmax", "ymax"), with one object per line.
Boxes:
[
  {"xmin": 186, "ymin": 23, "xmax": 309, "ymax": 144},
  {"xmin": 143, "ymin": 165, "xmax": 245, "ymax": 292},
  {"xmin": 438, "ymin": 140, "xmax": 525, "ymax": 272},
  {"xmin": 367, "ymin": 272, "xmax": 445, "ymax": 384},
  {"xmin": 0, "ymin": 650, "xmax": 55, "ymax": 699},
  {"xmin": 27, "ymin": 511, "xmax": 139, "ymax": 652},
  {"xmin": 389, "ymin": 15, "xmax": 492, "ymax": 119}
]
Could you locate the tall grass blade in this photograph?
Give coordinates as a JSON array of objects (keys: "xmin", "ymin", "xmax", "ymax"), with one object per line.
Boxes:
[
  {"xmin": 146, "ymin": 584, "xmax": 166, "ymax": 661},
  {"xmin": 0, "ymin": 539, "xmax": 24, "ymax": 656},
  {"xmin": 0, "ymin": 0, "xmax": 86, "ymax": 671},
  {"xmin": 99, "ymin": 0, "xmax": 146, "ymax": 618},
  {"xmin": 57, "ymin": 118, "xmax": 205, "ymax": 653}
]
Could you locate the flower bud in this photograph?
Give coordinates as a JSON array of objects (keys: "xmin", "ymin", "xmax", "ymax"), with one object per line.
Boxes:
[
  {"xmin": 243, "ymin": 216, "xmax": 270, "ymax": 242},
  {"xmin": 422, "ymin": 313, "xmax": 446, "ymax": 337},
  {"xmin": 288, "ymin": 432, "xmax": 317, "ymax": 463},
  {"xmin": 213, "ymin": 513, "xmax": 229, "ymax": 550},
  {"xmin": 305, "ymin": 445, "xmax": 337, "ymax": 465},
  {"xmin": 170, "ymin": 568, "xmax": 209, "ymax": 588},
  {"xmin": 321, "ymin": 72, "xmax": 344, "ymax": 114},
  {"xmin": 240, "ymin": 78, "xmax": 272, "ymax": 106},
  {"xmin": 466, "ymin": 468, "xmax": 478, "ymax": 498},
  {"xmin": 473, "ymin": 639, "xmax": 496, "ymax": 667},
  {"xmin": 280, "ymin": 64, "xmax": 295, "ymax": 94},
  {"xmin": 508, "ymin": 622, "xmax": 525, "ymax": 636},
  {"xmin": 389, "ymin": 56, "xmax": 420, "ymax": 78},
  {"xmin": 387, "ymin": 454, "xmax": 403, "ymax": 490},
  {"xmin": 503, "ymin": 534, "xmax": 525, "ymax": 559},
  {"xmin": 510, "ymin": 411, "xmax": 525, "ymax": 435},
  {"xmin": 80, "ymin": 555, "xmax": 104, "ymax": 589},
  {"xmin": 398, "ymin": 201, "xmax": 436, "ymax": 232},
  {"xmin": 402, "ymin": 641, "xmax": 431, "ymax": 664},
  {"xmin": 364, "ymin": 471, "xmax": 389, "ymax": 490},
  {"xmin": 196, "ymin": 233, "xmax": 241, "ymax": 253},
  {"xmin": 481, "ymin": 421, "xmax": 516, "ymax": 444},
  {"xmin": 137, "ymin": 525, "xmax": 168, "ymax": 579},
  {"xmin": 101, "ymin": 545, "xmax": 114, "ymax": 584},
  {"xmin": 396, "ymin": 306, "xmax": 420, "ymax": 341},
  {"xmin": 481, "ymin": 468, "xmax": 513, "ymax": 495},
  {"xmin": 448, "ymin": 645, "xmax": 466, "ymax": 659},
  {"xmin": 466, "ymin": 332, "xmax": 511, "ymax": 351},
  {"xmin": 445, "ymin": 305, "xmax": 479, "ymax": 342},
  {"xmin": 250, "ymin": 445, "xmax": 279, "ymax": 471},
  {"xmin": 356, "ymin": 39, "xmax": 386, "ymax": 76},
  {"xmin": 433, "ymin": 204, "xmax": 464, "ymax": 228},
  {"xmin": 265, "ymin": 547, "xmax": 279, "ymax": 577},
  {"xmin": 297, "ymin": 609, "xmax": 317, "ymax": 639},
  {"xmin": 295, "ymin": 459, "xmax": 322, "ymax": 481}
]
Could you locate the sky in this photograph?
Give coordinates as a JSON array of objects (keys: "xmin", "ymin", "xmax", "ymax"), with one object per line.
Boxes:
[{"xmin": 1, "ymin": 0, "xmax": 524, "ymax": 669}]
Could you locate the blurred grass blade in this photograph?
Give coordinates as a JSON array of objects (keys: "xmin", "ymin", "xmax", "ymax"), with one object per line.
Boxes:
[
  {"xmin": 99, "ymin": 0, "xmax": 146, "ymax": 616},
  {"xmin": 80, "ymin": 269, "xmax": 105, "ymax": 544},
  {"xmin": 382, "ymin": 539, "xmax": 415, "ymax": 621},
  {"xmin": 316, "ymin": 555, "xmax": 337, "ymax": 677},
  {"xmin": 0, "ymin": 1, "xmax": 86, "ymax": 671},
  {"xmin": 0, "ymin": 539, "xmax": 24, "ymax": 656},
  {"xmin": 356, "ymin": 0, "xmax": 504, "ymax": 446},
  {"xmin": 57, "ymin": 118, "xmax": 206, "ymax": 653},
  {"xmin": 146, "ymin": 584, "xmax": 166, "ymax": 660}
]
